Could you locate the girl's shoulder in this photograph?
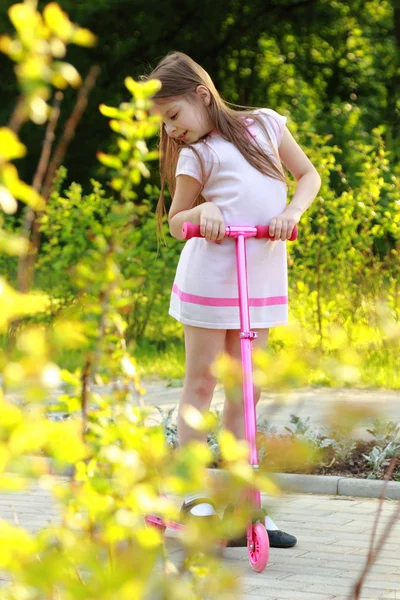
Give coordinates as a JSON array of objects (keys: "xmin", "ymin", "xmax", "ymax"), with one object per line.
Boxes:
[
  {"xmin": 178, "ymin": 138, "xmax": 216, "ymax": 162},
  {"xmin": 249, "ymin": 107, "xmax": 287, "ymax": 148},
  {"xmin": 176, "ymin": 139, "xmax": 218, "ymax": 184},
  {"xmin": 250, "ymin": 107, "xmax": 286, "ymax": 122}
]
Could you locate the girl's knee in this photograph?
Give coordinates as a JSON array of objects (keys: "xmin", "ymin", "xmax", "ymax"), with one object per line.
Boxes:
[{"xmin": 185, "ymin": 371, "xmax": 217, "ymax": 401}]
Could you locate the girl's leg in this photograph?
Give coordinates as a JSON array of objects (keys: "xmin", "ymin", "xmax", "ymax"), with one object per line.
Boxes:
[
  {"xmin": 222, "ymin": 328, "xmax": 297, "ymax": 547},
  {"xmin": 178, "ymin": 325, "xmax": 226, "ymax": 518},
  {"xmin": 178, "ymin": 324, "xmax": 226, "ymax": 446},
  {"xmin": 222, "ymin": 328, "xmax": 269, "ymax": 440}
]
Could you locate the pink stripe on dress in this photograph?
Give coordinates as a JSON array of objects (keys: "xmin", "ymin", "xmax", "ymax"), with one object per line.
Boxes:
[{"xmin": 172, "ymin": 284, "xmax": 287, "ymax": 307}]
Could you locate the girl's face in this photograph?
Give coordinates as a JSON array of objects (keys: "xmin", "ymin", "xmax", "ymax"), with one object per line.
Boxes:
[{"xmin": 155, "ymin": 87, "xmax": 214, "ymax": 144}]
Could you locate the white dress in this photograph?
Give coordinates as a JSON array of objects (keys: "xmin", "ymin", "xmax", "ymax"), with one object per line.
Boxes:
[{"xmin": 169, "ymin": 108, "xmax": 289, "ymax": 330}]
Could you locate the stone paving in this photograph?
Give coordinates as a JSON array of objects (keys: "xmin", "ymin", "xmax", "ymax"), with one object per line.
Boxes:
[{"xmin": 0, "ymin": 484, "xmax": 399, "ymax": 599}]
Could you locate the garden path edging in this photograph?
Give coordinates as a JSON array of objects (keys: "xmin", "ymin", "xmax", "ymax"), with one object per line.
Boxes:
[
  {"xmin": 37, "ymin": 459, "xmax": 400, "ymax": 500},
  {"xmin": 208, "ymin": 469, "xmax": 400, "ymax": 501}
]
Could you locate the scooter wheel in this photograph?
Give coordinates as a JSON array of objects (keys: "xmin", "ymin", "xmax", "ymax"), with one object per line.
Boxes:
[{"xmin": 248, "ymin": 522, "xmax": 270, "ymax": 572}]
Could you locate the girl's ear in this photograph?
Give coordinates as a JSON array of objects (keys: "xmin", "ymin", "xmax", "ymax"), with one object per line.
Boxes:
[{"xmin": 196, "ymin": 85, "xmax": 211, "ymax": 106}]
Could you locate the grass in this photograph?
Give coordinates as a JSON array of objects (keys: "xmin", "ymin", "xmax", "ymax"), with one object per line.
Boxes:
[
  {"xmin": 135, "ymin": 340, "xmax": 185, "ymax": 381},
  {"xmin": 40, "ymin": 339, "xmax": 186, "ymax": 383},
  {"xmin": 45, "ymin": 337, "xmax": 400, "ymax": 390}
]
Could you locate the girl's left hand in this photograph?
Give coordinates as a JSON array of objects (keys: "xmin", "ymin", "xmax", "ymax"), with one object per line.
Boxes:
[{"xmin": 268, "ymin": 206, "xmax": 302, "ymax": 241}]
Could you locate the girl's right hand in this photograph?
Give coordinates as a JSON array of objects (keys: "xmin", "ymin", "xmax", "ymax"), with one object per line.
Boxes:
[{"xmin": 200, "ymin": 202, "xmax": 226, "ymax": 242}]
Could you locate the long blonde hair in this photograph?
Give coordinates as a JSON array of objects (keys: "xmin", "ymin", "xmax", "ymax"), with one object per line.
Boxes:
[{"xmin": 142, "ymin": 51, "xmax": 287, "ymax": 237}]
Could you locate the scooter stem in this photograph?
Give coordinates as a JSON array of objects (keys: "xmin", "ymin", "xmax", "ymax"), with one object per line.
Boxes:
[{"xmin": 236, "ymin": 235, "xmax": 260, "ymax": 471}]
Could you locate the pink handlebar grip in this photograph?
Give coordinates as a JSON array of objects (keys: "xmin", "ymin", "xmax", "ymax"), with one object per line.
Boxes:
[
  {"xmin": 182, "ymin": 222, "xmax": 201, "ymax": 240},
  {"xmin": 255, "ymin": 224, "xmax": 298, "ymax": 241},
  {"xmin": 182, "ymin": 222, "xmax": 298, "ymax": 241}
]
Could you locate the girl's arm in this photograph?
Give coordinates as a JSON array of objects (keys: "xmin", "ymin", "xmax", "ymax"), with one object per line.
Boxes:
[
  {"xmin": 168, "ymin": 174, "xmax": 203, "ymax": 239},
  {"xmin": 269, "ymin": 127, "xmax": 321, "ymax": 240},
  {"xmin": 168, "ymin": 174, "xmax": 225, "ymax": 241}
]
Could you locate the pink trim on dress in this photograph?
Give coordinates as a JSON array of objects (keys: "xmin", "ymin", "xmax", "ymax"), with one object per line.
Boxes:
[{"xmin": 172, "ymin": 284, "xmax": 287, "ymax": 307}]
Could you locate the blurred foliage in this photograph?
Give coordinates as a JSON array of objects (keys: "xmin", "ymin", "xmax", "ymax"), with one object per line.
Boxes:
[
  {"xmin": 0, "ymin": 0, "xmax": 96, "ymax": 124},
  {"xmin": 0, "ymin": 3, "xmax": 399, "ymax": 596},
  {"xmin": 0, "ymin": 3, "xmax": 282, "ymax": 596},
  {"xmin": 0, "ymin": 0, "xmax": 398, "ymax": 185}
]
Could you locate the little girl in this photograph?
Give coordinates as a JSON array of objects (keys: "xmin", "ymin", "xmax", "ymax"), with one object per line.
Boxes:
[{"xmin": 144, "ymin": 51, "xmax": 321, "ymax": 548}]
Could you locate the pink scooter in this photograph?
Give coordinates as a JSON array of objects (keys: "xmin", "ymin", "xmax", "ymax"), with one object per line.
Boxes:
[{"xmin": 146, "ymin": 222, "xmax": 297, "ymax": 573}]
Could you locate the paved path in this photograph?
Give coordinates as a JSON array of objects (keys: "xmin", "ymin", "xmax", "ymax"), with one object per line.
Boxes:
[
  {"xmin": 141, "ymin": 381, "xmax": 400, "ymax": 439},
  {"xmin": 0, "ymin": 484, "xmax": 399, "ymax": 599}
]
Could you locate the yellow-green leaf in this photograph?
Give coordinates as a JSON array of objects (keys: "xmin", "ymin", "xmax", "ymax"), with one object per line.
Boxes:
[
  {"xmin": 144, "ymin": 150, "xmax": 159, "ymax": 161},
  {"xmin": 0, "ymin": 473, "xmax": 27, "ymax": 491},
  {"xmin": 0, "ymin": 127, "xmax": 26, "ymax": 160},
  {"xmin": 29, "ymin": 97, "xmax": 49, "ymax": 125},
  {"xmin": 142, "ymin": 78, "xmax": 162, "ymax": 97},
  {"xmin": 136, "ymin": 525, "xmax": 162, "ymax": 548},
  {"xmin": 52, "ymin": 61, "xmax": 81, "ymax": 87},
  {"xmin": 47, "ymin": 421, "xmax": 87, "ymax": 463},
  {"xmin": 99, "ymin": 104, "xmax": 121, "ymax": 118},
  {"xmin": 3, "ymin": 164, "xmax": 45, "ymax": 209},
  {"xmin": 0, "ymin": 35, "xmax": 23, "ymax": 61},
  {"xmin": 97, "ymin": 152, "xmax": 123, "ymax": 169},
  {"xmin": 0, "ymin": 521, "xmax": 36, "ymax": 566},
  {"xmin": 117, "ymin": 138, "xmax": 131, "ymax": 152},
  {"xmin": 181, "ymin": 405, "xmax": 206, "ymax": 431},
  {"xmin": 0, "ymin": 277, "xmax": 50, "ymax": 332},
  {"xmin": 52, "ymin": 319, "xmax": 88, "ymax": 349},
  {"xmin": 219, "ymin": 430, "xmax": 249, "ymax": 462},
  {"xmin": 43, "ymin": 3, "xmax": 73, "ymax": 41},
  {"xmin": 0, "ymin": 230, "xmax": 29, "ymax": 255},
  {"xmin": 124, "ymin": 76, "xmax": 144, "ymax": 98},
  {"xmin": 254, "ymin": 473, "xmax": 280, "ymax": 496},
  {"xmin": 0, "ymin": 185, "xmax": 18, "ymax": 214},
  {"xmin": 8, "ymin": 3, "xmax": 36, "ymax": 32},
  {"xmin": 70, "ymin": 27, "xmax": 97, "ymax": 47},
  {"xmin": 110, "ymin": 177, "xmax": 124, "ymax": 191},
  {"xmin": 129, "ymin": 168, "xmax": 141, "ymax": 185}
]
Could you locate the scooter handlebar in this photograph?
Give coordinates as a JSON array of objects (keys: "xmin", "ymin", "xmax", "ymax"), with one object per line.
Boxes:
[
  {"xmin": 182, "ymin": 222, "xmax": 202, "ymax": 240},
  {"xmin": 255, "ymin": 225, "xmax": 298, "ymax": 241},
  {"xmin": 182, "ymin": 222, "xmax": 298, "ymax": 241}
]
